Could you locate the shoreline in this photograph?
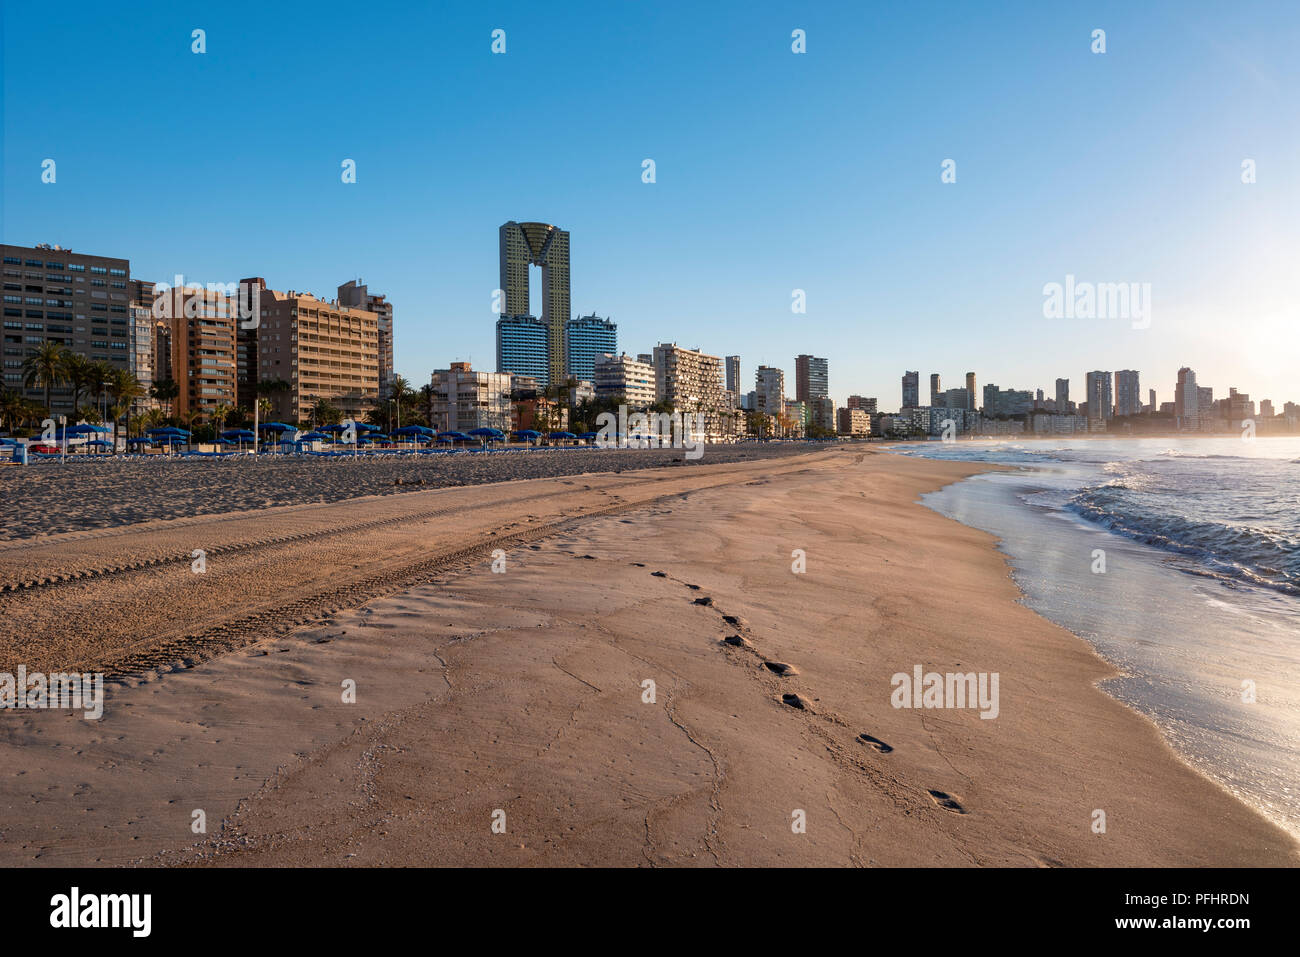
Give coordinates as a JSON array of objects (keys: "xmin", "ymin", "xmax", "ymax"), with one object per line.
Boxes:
[{"xmin": 1, "ymin": 448, "xmax": 1294, "ymax": 866}]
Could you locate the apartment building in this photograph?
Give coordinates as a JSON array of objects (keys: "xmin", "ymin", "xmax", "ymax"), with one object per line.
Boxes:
[
  {"xmin": 564, "ymin": 314, "xmax": 617, "ymax": 382},
  {"xmin": 754, "ymin": 365, "xmax": 785, "ymax": 416},
  {"xmin": 337, "ymin": 280, "xmax": 394, "ymax": 400},
  {"xmin": 430, "ymin": 361, "xmax": 512, "ymax": 432},
  {"xmin": 255, "ymin": 284, "xmax": 379, "ymax": 423},
  {"xmin": 652, "ymin": 343, "xmax": 727, "ymax": 441},
  {"xmin": 2, "ymin": 242, "xmax": 131, "ymax": 412},
  {"xmin": 151, "ymin": 285, "xmax": 239, "ymax": 420},
  {"xmin": 593, "ymin": 352, "xmax": 655, "ymax": 409}
]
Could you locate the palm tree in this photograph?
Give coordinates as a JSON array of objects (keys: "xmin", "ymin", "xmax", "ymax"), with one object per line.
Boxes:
[
  {"xmin": 21, "ymin": 341, "xmax": 69, "ymax": 415},
  {"xmin": 106, "ymin": 368, "xmax": 145, "ymax": 439},
  {"xmin": 150, "ymin": 378, "xmax": 180, "ymax": 418},
  {"xmin": 0, "ymin": 388, "xmax": 27, "ymax": 432},
  {"xmin": 210, "ymin": 402, "xmax": 233, "ymax": 438},
  {"xmin": 60, "ymin": 352, "xmax": 93, "ymax": 416}
]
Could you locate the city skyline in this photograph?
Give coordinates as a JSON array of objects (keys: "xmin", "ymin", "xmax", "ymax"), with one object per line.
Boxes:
[{"xmin": 3, "ymin": 0, "xmax": 1297, "ymax": 407}]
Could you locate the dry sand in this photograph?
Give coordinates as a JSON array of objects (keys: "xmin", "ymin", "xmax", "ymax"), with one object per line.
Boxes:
[{"xmin": 0, "ymin": 447, "xmax": 1294, "ymax": 866}]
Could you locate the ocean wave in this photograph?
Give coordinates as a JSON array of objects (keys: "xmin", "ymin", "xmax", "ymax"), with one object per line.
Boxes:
[{"xmin": 1067, "ymin": 486, "xmax": 1300, "ymax": 596}]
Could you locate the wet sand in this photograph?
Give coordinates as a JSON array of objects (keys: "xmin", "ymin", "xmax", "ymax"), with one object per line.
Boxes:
[{"xmin": 0, "ymin": 448, "xmax": 1294, "ymax": 866}]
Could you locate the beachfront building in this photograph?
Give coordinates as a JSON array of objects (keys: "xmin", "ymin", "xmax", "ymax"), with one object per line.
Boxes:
[
  {"xmin": 982, "ymin": 384, "xmax": 1033, "ymax": 418},
  {"xmin": 810, "ymin": 395, "xmax": 836, "ymax": 435},
  {"xmin": 901, "ymin": 370, "xmax": 920, "ymax": 408},
  {"xmin": 128, "ymin": 279, "xmax": 157, "ymax": 412},
  {"xmin": 254, "ymin": 284, "xmax": 379, "ymax": 424},
  {"xmin": 564, "ymin": 314, "xmax": 616, "ymax": 383},
  {"xmin": 593, "ymin": 352, "xmax": 656, "ymax": 409},
  {"xmin": 1085, "ymin": 371, "xmax": 1113, "ymax": 422},
  {"xmin": 755, "ymin": 366, "xmax": 785, "ymax": 416},
  {"xmin": 929, "ymin": 373, "xmax": 942, "ymax": 407},
  {"xmin": 500, "ymin": 221, "xmax": 570, "ymax": 386},
  {"xmin": 2, "ymin": 242, "xmax": 132, "ymax": 414},
  {"xmin": 338, "ymin": 280, "xmax": 394, "ymax": 400},
  {"xmin": 496, "ymin": 314, "xmax": 550, "ymax": 383},
  {"xmin": 1114, "ymin": 370, "xmax": 1141, "ymax": 417},
  {"xmin": 725, "ymin": 355, "xmax": 741, "ymax": 394},
  {"xmin": 795, "ymin": 354, "xmax": 829, "ymax": 403},
  {"xmin": 1175, "ymin": 367, "xmax": 1199, "ymax": 430},
  {"xmin": 153, "ymin": 284, "xmax": 239, "ymax": 421},
  {"xmin": 837, "ymin": 407, "xmax": 870, "ymax": 436},
  {"xmin": 652, "ymin": 342, "xmax": 727, "ymax": 441},
  {"xmin": 430, "ymin": 361, "xmax": 512, "ymax": 433},
  {"xmin": 966, "ymin": 372, "xmax": 977, "ymax": 410},
  {"xmin": 846, "ymin": 395, "xmax": 877, "ymax": 414}
]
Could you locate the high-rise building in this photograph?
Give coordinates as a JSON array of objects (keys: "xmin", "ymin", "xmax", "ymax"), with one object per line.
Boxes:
[
  {"xmin": 496, "ymin": 315, "xmax": 550, "ymax": 383},
  {"xmin": 593, "ymin": 352, "xmax": 655, "ymax": 409},
  {"xmin": 499, "ymin": 221, "xmax": 570, "ymax": 386},
  {"xmin": 902, "ymin": 370, "xmax": 919, "ymax": 408},
  {"xmin": 1085, "ymin": 371, "xmax": 1113, "ymax": 421},
  {"xmin": 982, "ymin": 384, "xmax": 1033, "ymax": 417},
  {"xmin": 929, "ymin": 373, "xmax": 942, "ymax": 407},
  {"xmin": 256, "ymin": 285, "xmax": 378, "ymax": 424},
  {"xmin": 2, "ymin": 242, "xmax": 132, "ymax": 413},
  {"xmin": 1114, "ymin": 370, "xmax": 1141, "ymax": 417},
  {"xmin": 337, "ymin": 280, "xmax": 394, "ymax": 399},
  {"xmin": 1175, "ymin": 367, "xmax": 1199, "ymax": 430},
  {"xmin": 846, "ymin": 395, "xmax": 877, "ymax": 413},
  {"xmin": 755, "ymin": 365, "xmax": 785, "ymax": 416},
  {"xmin": 430, "ymin": 361, "xmax": 512, "ymax": 432},
  {"xmin": 941, "ymin": 387, "xmax": 971, "ymax": 411},
  {"xmin": 652, "ymin": 343, "xmax": 726, "ymax": 440},
  {"xmin": 1148, "ymin": 388, "xmax": 1156, "ymax": 412},
  {"xmin": 795, "ymin": 354, "xmax": 828, "ymax": 403},
  {"xmin": 1055, "ymin": 378, "xmax": 1069, "ymax": 410},
  {"xmin": 564, "ymin": 313, "xmax": 617, "ymax": 382},
  {"xmin": 154, "ymin": 285, "xmax": 239, "ymax": 420},
  {"xmin": 128, "ymin": 279, "xmax": 157, "ymax": 412},
  {"xmin": 725, "ymin": 356, "xmax": 741, "ymax": 394},
  {"xmin": 236, "ymin": 277, "xmax": 266, "ymax": 409},
  {"xmin": 1260, "ymin": 399, "xmax": 1275, "ymax": 418},
  {"xmin": 966, "ymin": 372, "xmax": 976, "ymax": 411}
]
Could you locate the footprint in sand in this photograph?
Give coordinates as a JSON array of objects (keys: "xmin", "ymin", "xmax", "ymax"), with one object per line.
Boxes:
[
  {"xmin": 927, "ymin": 789, "xmax": 967, "ymax": 814},
  {"xmin": 857, "ymin": 733, "xmax": 893, "ymax": 754},
  {"xmin": 684, "ymin": 583, "xmax": 701, "ymax": 591},
  {"xmin": 651, "ymin": 571, "xmax": 668, "ymax": 578},
  {"xmin": 762, "ymin": 661, "xmax": 798, "ymax": 677},
  {"xmin": 721, "ymin": 635, "xmax": 752, "ymax": 649},
  {"xmin": 692, "ymin": 596, "xmax": 713, "ymax": 606},
  {"xmin": 780, "ymin": 692, "xmax": 810, "ymax": 710}
]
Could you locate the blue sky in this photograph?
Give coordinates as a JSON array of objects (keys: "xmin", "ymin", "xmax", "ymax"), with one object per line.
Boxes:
[{"xmin": 4, "ymin": 0, "xmax": 1298, "ymax": 408}]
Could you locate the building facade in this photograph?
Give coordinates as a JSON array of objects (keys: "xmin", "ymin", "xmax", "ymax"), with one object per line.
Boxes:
[
  {"xmin": 1085, "ymin": 371, "xmax": 1113, "ymax": 421},
  {"xmin": 255, "ymin": 286, "xmax": 379, "ymax": 424},
  {"xmin": 337, "ymin": 280, "xmax": 394, "ymax": 399},
  {"xmin": 795, "ymin": 354, "xmax": 829, "ymax": 403},
  {"xmin": 755, "ymin": 365, "xmax": 785, "ymax": 416},
  {"xmin": 496, "ymin": 315, "xmax": 550, "ymax": 383},
  {"xmin": 1114, "ymin": 369, "xmax": 1141, "ymax": 417},
  {"xmin": 652, "ymin": 343, "xmax": 727, "ymax": 441},
  {"xmin": 430, "ymin": 361, "xmax": 512, "ymax": 433},
  {"xmin": 499, "ymin": 221, "xmax": 570, "ymax": 386},
  {"xmin": 593, "ymin": 352, "xmax": 655, "ymax": 409},
  {"xmin": 902, "ymin": 370, "xmax": 919, "ymax": 408},
  {"xmin": 564, "ymin": 314, "xmax": 617, "ymax": 382},
  {"xmin": 2, "ymin": 242, "xmax": 132, "ymax": 413}
]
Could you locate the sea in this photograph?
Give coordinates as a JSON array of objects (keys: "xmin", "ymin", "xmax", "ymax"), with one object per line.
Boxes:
[{"xmin": 886, "ymin": 436, "xmax": 1300, "ymax": 838}]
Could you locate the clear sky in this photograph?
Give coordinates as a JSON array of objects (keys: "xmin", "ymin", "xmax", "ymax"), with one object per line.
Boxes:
[{"xmin": 4, "ymin": 0, "xmax": 1297, "ymax": 409}]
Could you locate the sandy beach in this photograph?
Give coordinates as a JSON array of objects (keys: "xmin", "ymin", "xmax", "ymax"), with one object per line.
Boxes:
[{"xmin": 0, "ymin": 446, "xmax": 1294, "ymax": 866}]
